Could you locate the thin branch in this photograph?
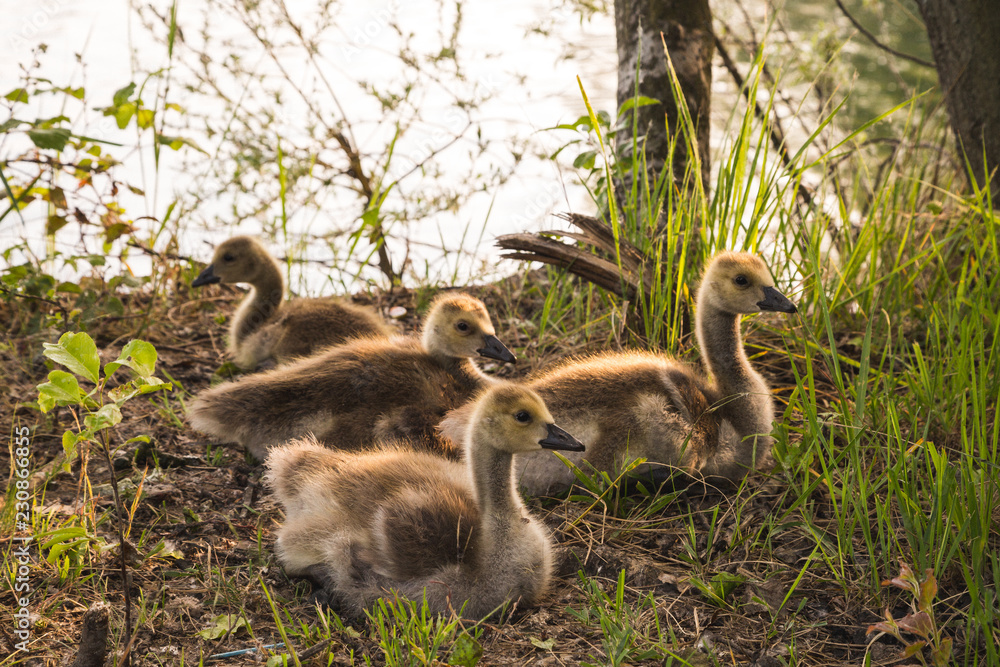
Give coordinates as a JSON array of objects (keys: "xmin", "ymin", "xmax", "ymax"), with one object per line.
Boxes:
[
  {"xmin": 834, "ymin": 0, "xmax": 934, "ymax": 68},
  {"xmin": 713, "ymin": 33, "xmax": 815, "ymax": 209}
]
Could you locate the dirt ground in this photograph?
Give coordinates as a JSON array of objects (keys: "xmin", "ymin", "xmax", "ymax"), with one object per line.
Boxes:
[{"xmin": 0, "ymin": 276, "xmax": 931, "ymax": 666}]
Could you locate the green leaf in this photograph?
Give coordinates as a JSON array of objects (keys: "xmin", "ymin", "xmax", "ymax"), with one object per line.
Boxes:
[
  {"xmin": 37, "ymin": 370, "xmax": 85, "ymax": 412},
  {"xmin": 155, "ymin": 133, "xmax": 208, "ymax": 154},
  {"xmin": 5, "ymin": 88, "xmax": 29, "ymax": 103},
  {"xmin": 447, "ymin": 633, "xmax": 482, "ymax": 667},
  {"xmin": 112, "ymin": 83, "xmax": 136, "ymax": 107},
  {"xmin": 136, "ymin": 108, "xmax": 154, "ymax": 129},
  {"xmin": 919, "ymin": 572, "xmax": 938, "ymax": 608},
  {"xmin": 710, "ymin": 571, "xmax": 745, "ymax": 600},
  {"xmin": 62, "ymin": 431, "xmax": 79, "ymax": 466},
  {"xmin": 196, "ymin": 614, "xmax": 249, "ymax": 640},
  {"xmin": 113, "ymin": 101, "xmax": 136, "ymax": 129},
  {"xmin": 0, "ymin": 118, "xmax": 27, "ymax": 133},
  {"xmin": 138, "ymin": 377, "xmax": 171, "ymax": 394},
  {"xmin": 27, "ymin": 128, "xmax": 71, "ymax": 151},
  {"xmin": 55, "ymin": 281, "xmax": 81, "ymax": 294},
  {"xmin": 107, "ymin": 382, "xmax": 140, "ymax": 404},
  {"xmin": 43, "ymin": 332, "xmax": 100, "ymax": 384},
  {"xmin": 617, "ymin": 95, "xmax": 660, "ymax": 118},
  {"xmin": 105, "ymin": 339, "xmax": 157, "ymax": 378},
  {"xmin": 47, "ymin": 215, "xmax": 69, "ymax": 235},
  {"xmin": 573, "ymin": 150, "xmax": 597, "ymax": 170},
  {"xmin": 84, "ymin": 404, "xmax": 122, "ymax": 432},
  {"xmin": 57, "ymin": 86, "xmax": 86, "ymax": 100},
  {"xmin": 41, "ymin": 526, "xmax": 90, "ymax": 551},
  {"xmin": 361, "ymin": 207, "xmax": 379, "ymax": 226},
  {"xmin": 529, "ymin": 637, "xmax": 555, "ymax": 650},
  {"xmin": 931, "ymin": 637, "xmax": 953, "ymax": 667}
]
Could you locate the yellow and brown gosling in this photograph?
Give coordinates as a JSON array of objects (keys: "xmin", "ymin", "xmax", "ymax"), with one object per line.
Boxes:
[
  {"xmin": 191, "ymin": 236, "xmax": 390, "ymax": 370},
  {"xmin": 265, "ymin": 383, "xmax": 584, "ymax": 619},
  {"xmin": 441, "ymin": 251, "xmax": 797, "ymax": 494},
  {"xmin": 188, "ymin": 292, "xmax": 517, "ymax": 460}
]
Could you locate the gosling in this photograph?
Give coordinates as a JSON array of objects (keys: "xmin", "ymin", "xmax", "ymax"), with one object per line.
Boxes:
[
  {"xmin": 188, "ymin": 292, "xmax": 517, "ymax": 460},
  {"xmin": 441, "ymin": 251, "xmax": 797, "ymax": 494},
  {"xmin": 265, "ymin": 384, "xmax": 584, "ymax": 619},
  {"xmin": 191, "ymin": 236, "xmax": 390, "ymax": 369}
]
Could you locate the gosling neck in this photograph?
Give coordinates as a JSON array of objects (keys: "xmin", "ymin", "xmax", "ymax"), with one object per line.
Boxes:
[
  {"xmin": 695, "ymin": 299, "xmax": 756, "ymax": 395},
  {"xmin": 232, "ymin": 260, "xmax": 285, "ymax": 345},
  {"xmin": 467, "ymin": 435, "xmax": 522, "ymax": 532}
]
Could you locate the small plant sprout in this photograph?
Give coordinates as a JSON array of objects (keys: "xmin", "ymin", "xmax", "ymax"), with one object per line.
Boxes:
[
  {"xmin": 35, "ymin": 331, "xmax": 171, "ymax": 667},
  {"xmin": 867, "ymin": 562, "xmax": 953, "ymax": 667}
]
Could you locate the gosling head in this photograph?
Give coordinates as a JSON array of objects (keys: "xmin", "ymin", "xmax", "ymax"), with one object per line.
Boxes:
[
  {"xmin": 470, "ymin": 384, "xmax": 584, "ymax": 454},
  {"xmin": 699, "ymin": 251, "xmax": 797, "ymax": 315},
  {"xmin": 421, "ymin": 293, "xmax": 517, "ymax": 364},
  {"xmin": 192, "ymin": 236, "xmax": 275, "ymax": 288}
]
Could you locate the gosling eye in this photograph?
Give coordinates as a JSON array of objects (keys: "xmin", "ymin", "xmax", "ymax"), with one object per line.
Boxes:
[
  {"xmin": 514, "ymin": 410, "xmax": 531, "ymax": 424},
  {"xmin": 222, "ymin": 253, "xmax": 236, "ymax": 262},
  {"xmin": 733, "ymin": 275, "xmax": 749, "ymax": 287},
  {"xmin": 455, "ymin": 321, "xmax": 471, "ymax": 333}
]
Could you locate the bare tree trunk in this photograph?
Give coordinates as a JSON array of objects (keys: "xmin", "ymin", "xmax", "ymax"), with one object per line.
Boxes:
[
  {"xmin": 614, "ymin": 0, "xmax": 713, "ymax": 190},
  {"xmin": 918, "ymin": 0, "xmax": 1000, "ymax": 193}
]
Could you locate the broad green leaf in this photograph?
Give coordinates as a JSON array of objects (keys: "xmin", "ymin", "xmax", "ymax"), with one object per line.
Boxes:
[
  {"xmin": 112, "ymin": 83, "xmax": 136, "ymax": 107},
  {"xmin": 37, "ymin": 370, "xmax": 85, "ymax": 412},
  {"xmin": 448, "ymin": 633, "xmax": 483, "ymax": 666},
  {"xmin": 43, "ymin": 332, "xmax": 100, "ymax": 383},
  {"xmin": 136, "ymin": 108, "xmax": 154, "ymax": 129},
  {"xmin": 41, "ymin": 526, "xmax": 90, "ymax": 551},
  {"xmin": 113, "ymin": 101, "xmax": 136, "ymax": 129},
  {"xmin": 5, "ymin": 88, "xmax": 29, "ymax": 103},
  {"xmin": 84, "ymin": 404, "xmax": 122, "ymax": 432},
  {"xmin": 196, "ymin": 614, "xmax": 249, "ymax": 640},
  {"xmin": 105, "ymin": 339, "xmax": 157, "ymax": 378},
  {"xmin": 27, "ymin": 128, "xmax": 71, "ymax": 151}
]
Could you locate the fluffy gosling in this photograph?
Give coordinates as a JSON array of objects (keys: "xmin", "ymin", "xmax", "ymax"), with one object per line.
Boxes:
[
  {"xmin": 441, "ymin": 251, "xmax": 797, "ymax": 494},
  {"xmin": 192, "ymin": 236, "xmax": 390, "ymax": 369},
  {"xmin": 188, "ymin": 292, "xmax": 516, "ymax": 459},
  {"xmin": 265, "ymin": 383, "xmax": 584, "ymax": 619}
]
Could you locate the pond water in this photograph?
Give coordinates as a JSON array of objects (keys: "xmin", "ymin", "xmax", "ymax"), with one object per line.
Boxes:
[{"xmin": 1, "ymin": 0, "xmax": 934, "ymax": 293}]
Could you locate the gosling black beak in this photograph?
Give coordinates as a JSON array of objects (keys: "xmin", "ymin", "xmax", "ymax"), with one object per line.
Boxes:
[
  {"xmin": 539, "ymin": 423, "xmax": 585, "ymax": 452},
  {"xmin": 477, "ymin": 334, "xmax": 517, "ymax": 364},
  {"xmin": 757, "ymin": 285, "xmax": 797, "ymax": 314},
  {"xmin": 191, "ymin": 264, "xmax": 221, "ymax": 288}
]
